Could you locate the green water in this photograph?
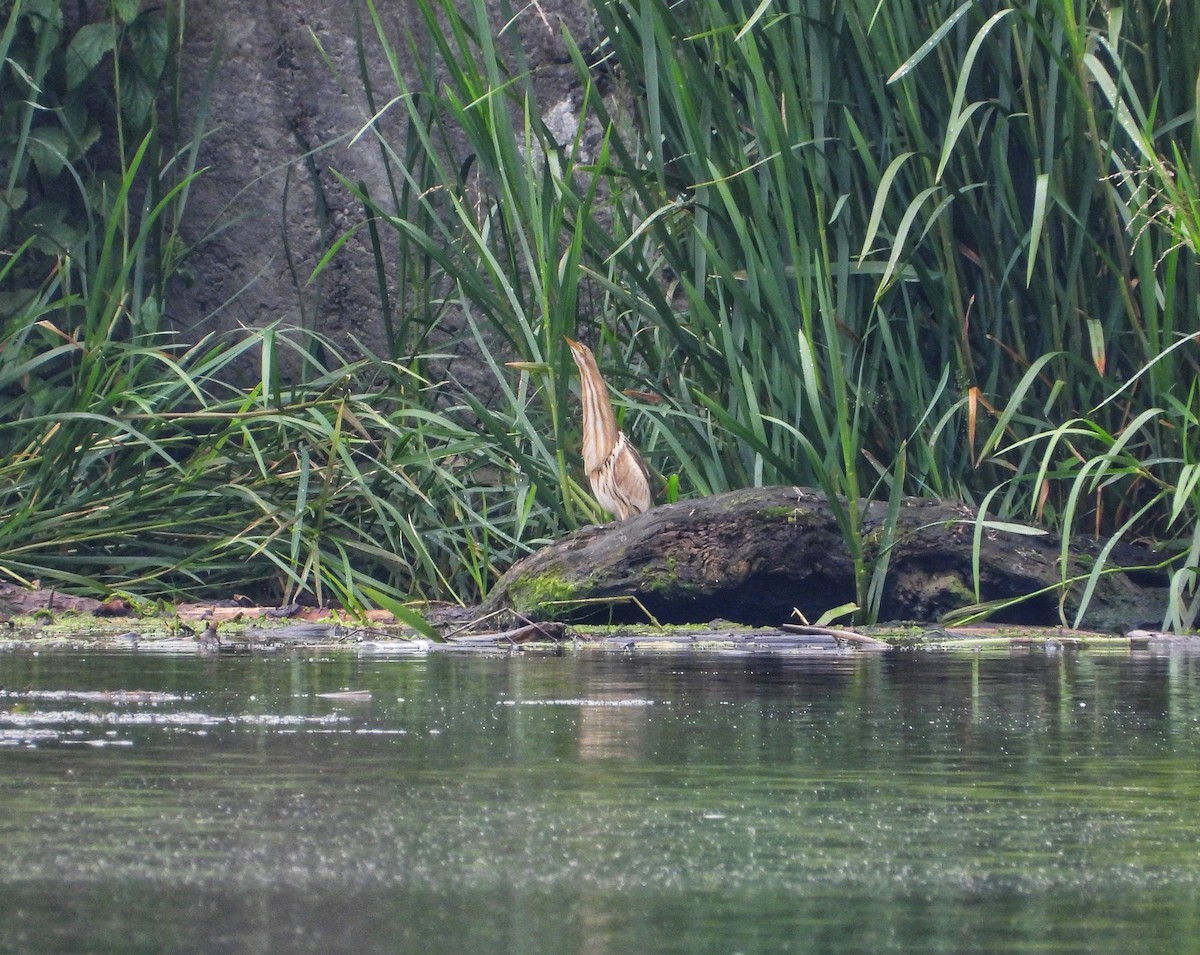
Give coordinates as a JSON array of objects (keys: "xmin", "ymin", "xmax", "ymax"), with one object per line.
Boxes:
[{"xmin": 1, "ymin": 647, "xmax": 1199, "ymax": 954}]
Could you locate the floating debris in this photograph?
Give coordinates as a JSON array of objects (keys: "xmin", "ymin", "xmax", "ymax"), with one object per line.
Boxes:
[{"xmin": 316, "ymin": 690, "xmax": 373, "ymax": 703}]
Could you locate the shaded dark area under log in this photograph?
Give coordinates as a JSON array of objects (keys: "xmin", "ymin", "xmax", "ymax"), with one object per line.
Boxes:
[{"xmin": 481, "ymin": 487, "xmax": 1168, "ymax": 629}]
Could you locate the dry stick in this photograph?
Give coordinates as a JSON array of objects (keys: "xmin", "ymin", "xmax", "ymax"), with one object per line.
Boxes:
[
  {"xmin": 781, "ymin": 623, "xmax": 890, "ymax": 650},
  {"xmin": 442, "ymin": 607, "xmax": 567, "ymax": 646},
  {"xmin": 445, "ymin": 622, "xmax": 567, "ymax": 646},
  {"xmin": 543, "ymin": 595, "xmax": 664, "ymax": 628},
  {"xmin": 440, "ymin": 608, "xmax": 509, "ymax": 642}
]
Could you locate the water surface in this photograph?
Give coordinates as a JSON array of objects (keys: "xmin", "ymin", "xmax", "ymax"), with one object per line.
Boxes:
[{"xmin": 1, "ymin": 646, "xmax": 1198, "ymax": 953}]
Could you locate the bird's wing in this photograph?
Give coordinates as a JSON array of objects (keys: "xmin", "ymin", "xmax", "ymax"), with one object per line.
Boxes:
[{"xmin": 612, "ymin": 432, "xmax": 653, "ymax": 516}]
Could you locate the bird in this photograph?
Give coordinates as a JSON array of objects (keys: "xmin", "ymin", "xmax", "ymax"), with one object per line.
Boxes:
[
  {"xmin": 564, "ymin": 336, "xmax": 652, "ymax": 521},
  {"xmin": 198, "ymin": 621, "xmax": 220, "ymax": 651}
]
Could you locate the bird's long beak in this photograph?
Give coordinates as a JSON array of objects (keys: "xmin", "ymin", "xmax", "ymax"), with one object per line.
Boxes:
[{"xmin": 564, "ymin": 336, "xmax": 588, "ymax": 368}]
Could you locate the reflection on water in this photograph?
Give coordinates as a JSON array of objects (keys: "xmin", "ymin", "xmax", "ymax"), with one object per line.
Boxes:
[{"xmin": 1, "ymin": 647, "xmax": 1199, "ymax": 954}]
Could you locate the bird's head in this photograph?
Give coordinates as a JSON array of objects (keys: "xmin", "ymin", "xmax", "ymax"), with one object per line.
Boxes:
[{"xmin": 564, "ymin": 336, "xmax": 597, "ymax": 373}]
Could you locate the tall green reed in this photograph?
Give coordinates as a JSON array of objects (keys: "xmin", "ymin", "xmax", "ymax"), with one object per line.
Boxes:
[
  {"xmin": 7, "ymin": 0, "xmax": 1196, "ymax": 623},
  {"xmin": 905, "ymin": 3, "xmax": 1200, "ymax": 625},
  {"xmin": 329, "ymin": 0, "xmax": 1197, "ymax": 624},
  {"xmin": 315, "ymin": 0, "xmax": 632, "ymax": 532}
]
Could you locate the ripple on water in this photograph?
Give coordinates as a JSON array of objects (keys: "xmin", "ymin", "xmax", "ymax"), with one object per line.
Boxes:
[
  {"xmin": 0, "ymin": 708, "xmax": 354, "ymax": 746},
  {"xmin": 2, "ymin": 649, "xmax": 1200, "ymax": 955}
]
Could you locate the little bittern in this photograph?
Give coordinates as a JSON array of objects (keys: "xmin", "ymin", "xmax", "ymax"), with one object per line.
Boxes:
[{"xmin": 565, "ymin": 337, "xmax": 652, "ymax": 521}]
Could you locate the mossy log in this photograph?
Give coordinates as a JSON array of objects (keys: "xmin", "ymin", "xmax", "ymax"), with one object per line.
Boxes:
[{"xmin": 482, "ymin": 487, "xmax": 1166, "ymax": 628}]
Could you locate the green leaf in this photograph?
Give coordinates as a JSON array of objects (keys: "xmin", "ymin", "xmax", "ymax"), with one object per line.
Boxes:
[
  {"xmin": 23, "ymin": 0, "xmax": 64, "ymax": 33},
  {"xmin": 65, "ymin": 22, "xmax": 117, "ymax": 90},
  {"xmin": 360, "ymin": 585, "xmax": 443, "ymax": 641},
  {"xmin": 1086, "ymin": 319, "xmax": 1106, "ymax": 376},
  {"xmin": 30, "ymin": 216, "xmax": 84, "ymax": 255},
  {"xmin": 859, "ymin": 151, "xmax": 915, "ymax": 259},
  {"xmin": 119, "ymin": 73, "xmax": 155, "ymax": 130},
  {"xmin": 733, "ymin": 0, "xmax": 776, "ymax": 42},
  {"xmin": 0, "ymin": 187, "xmax": 28, "ymax": 211},
  {"xmin": 27, "ymin": 127, "xmax": 71, "ymax": 180},
  {"xmin": 1026, "ymin": 172, "xmax": 1049, "ymax": 287},
  {"xmin": 887, "ymin": 1, "xmax": 972, "ymax": 84},
  {"xmin": 814, "ymin": 602, "xmax": 859, "ymax": 627},
  {"xmin": 111, "ymin": 0, "xmax": 141, "ymax": 26},
  {"xmin": 875, "ymin": 185, "xmax": 941, "ymax": 298},
  {"xmin": 128, "ymin": 15, "xmax": 169, "ymax": 80}
]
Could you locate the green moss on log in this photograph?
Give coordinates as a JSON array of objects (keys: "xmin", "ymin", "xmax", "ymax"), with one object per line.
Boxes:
[
  {"xmin": 501, "ymin": 571, "xmax": 582, "ymax": 619},
  {"xmin": 759, "ymin": 505, "xmax": 803, "ymax": 521}
]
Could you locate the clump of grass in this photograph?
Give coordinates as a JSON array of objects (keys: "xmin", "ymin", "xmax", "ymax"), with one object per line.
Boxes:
[
  {"xmin": 0, "ymin": 2, "xmax": 540, "ymax": 608},
  {"xmin": 0, "ymin": 308, "xmax": 554, "ymax": 605}
]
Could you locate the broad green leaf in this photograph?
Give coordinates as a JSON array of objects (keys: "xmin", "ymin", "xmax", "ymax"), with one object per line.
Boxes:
[
  {"xmin": 65, "ymin": 22, "xmax": 116, "ymax": 90},
  {"xmin": 128, "ymin": 16, "xmax": 169, "ymax": 79},
  {"xmin": 112, "ymin": 0, "xmax": 141, "ymax": 25},
  {"xmin": 814, "ymin": 603, "xmax": 859, "ymax": 627},
  {"xmin": 119, "ymin": 73, "xmax": 156, "ymax": 130},
  {"xmin": 26, "ymin": 127, "xmax": 70, "ymax": 180},
  {"xmin": 0, "ymin": 186, "xmax": 28, "ymax": 210}
]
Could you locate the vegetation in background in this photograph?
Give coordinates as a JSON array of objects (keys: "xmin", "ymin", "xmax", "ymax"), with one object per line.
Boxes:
[
  {"xmin": 0, "ymin": 1, "xmax": 501, "ymax": 606},
  {"xmin": 330, "ymin": 0, "xmax": 1198, "ymax": 626},
  {"xmin": 0, "ymin": 0, "xmax": 178, "ymax": 325},
  {"xmin": 2, "ymin": 0, "xmax": 1197, "ymax": 628}
]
